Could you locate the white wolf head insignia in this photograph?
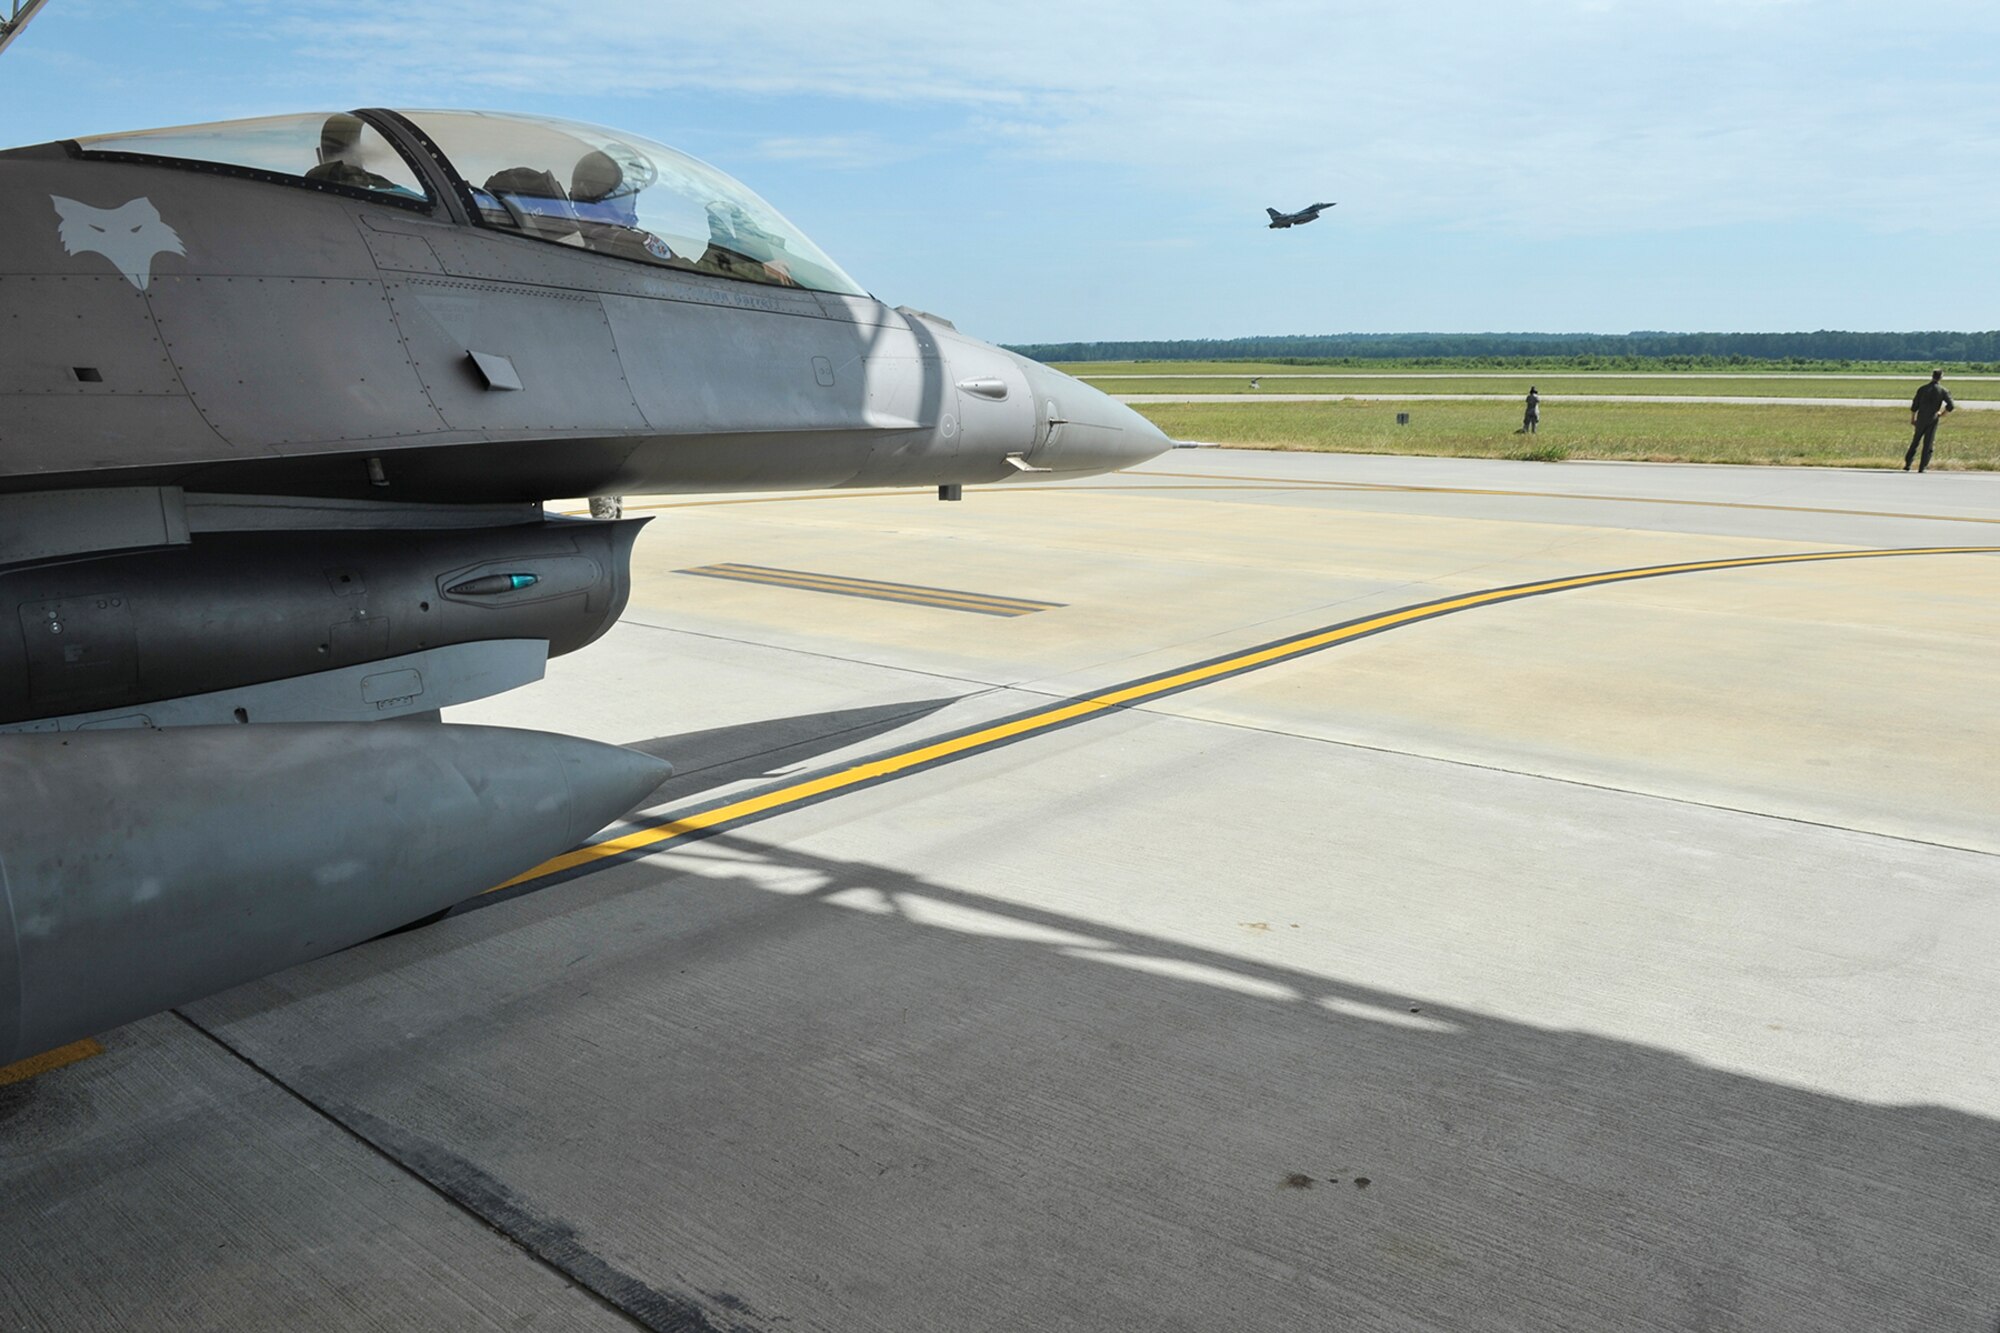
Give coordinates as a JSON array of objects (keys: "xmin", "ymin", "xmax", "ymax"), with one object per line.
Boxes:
[{"xmin": 51, "ymin": 195, "xmax": 184, "ymax": 291}]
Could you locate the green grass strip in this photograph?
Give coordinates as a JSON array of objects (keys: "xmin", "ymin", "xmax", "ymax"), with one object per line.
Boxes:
[
  {"xmin": 1089, "ymin": 375, "xmax": 1990, "ymax": 401},
  {"xmin": 1135, "ymin": 399, "xmax": 2000, "ymax": 470}
]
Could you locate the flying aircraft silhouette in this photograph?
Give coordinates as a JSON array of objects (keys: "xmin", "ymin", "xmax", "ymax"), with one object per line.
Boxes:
[{"xmin": 1266, "ymin": 202, "xmax": 1336, "ymax": 229}]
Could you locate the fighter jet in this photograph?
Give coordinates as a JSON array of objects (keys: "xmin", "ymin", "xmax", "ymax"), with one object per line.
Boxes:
[
  {"xmin": 1266, "ymin": 202, "xmax": 1336, "ymax": 229},
  {"xmin": 0, "ymin": 108, "xmax": 1172, "ymax": 1067}
]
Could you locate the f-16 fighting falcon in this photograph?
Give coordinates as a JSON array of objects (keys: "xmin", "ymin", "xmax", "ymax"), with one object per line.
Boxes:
[
  {"xmin": 0, "ymin": 108, "xmax": 1171, "ymax": 1066},
  {"xmin": 1266, "ymin": 201, "xmax": 1336, "ymax": 228}
]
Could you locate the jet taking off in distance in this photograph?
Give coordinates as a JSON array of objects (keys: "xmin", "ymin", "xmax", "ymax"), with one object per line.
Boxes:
[
  {"xmin": 1266, "ymin": 202, "xmax": 1336, "ymax": 228},
  {"xmin": 0, "ymin": 108, "xmax": 1171, "ymax": 1067}
]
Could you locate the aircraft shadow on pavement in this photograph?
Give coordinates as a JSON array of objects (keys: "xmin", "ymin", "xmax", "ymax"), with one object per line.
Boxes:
[
  {"xmin": 112, "ymin": 827, "xmax": 2000, "ymax": 1333},
  {"xmin": 620, "ymin": 696, "xmax": 966, "ymax": 807}
]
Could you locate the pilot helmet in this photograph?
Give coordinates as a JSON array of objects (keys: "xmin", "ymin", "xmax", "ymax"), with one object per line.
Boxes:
[
  {"xmin": 571, "ymin": 150, "xmax": 625, "ymax": 203},
  {"xmin": 317, "ymin": 113, "xmax": 368, "ymax": 165}
]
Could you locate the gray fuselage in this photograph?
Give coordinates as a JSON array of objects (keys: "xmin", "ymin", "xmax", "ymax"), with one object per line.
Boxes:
[
  {"xmin": 0, "ymin": 109, "xmax": 1169, "ymax": 1068},
  {"xmin": 0, "ymin": 116, "xmax": 1163, "ymax": 504}
]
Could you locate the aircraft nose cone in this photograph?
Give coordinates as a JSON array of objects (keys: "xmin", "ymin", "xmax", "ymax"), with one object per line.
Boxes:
[{"xmin": 1012, "ymin": 356, "xmax": 1172, "ymax": 478}]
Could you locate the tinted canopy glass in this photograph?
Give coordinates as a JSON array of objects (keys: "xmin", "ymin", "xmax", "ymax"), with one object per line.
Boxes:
[
  {"xmin": 73, "ymin": 113, "xmax": 429, "ymax": 202},
  {"xmin": 400, "ymin": 110, "xmax": 863, "ymax": 296}
]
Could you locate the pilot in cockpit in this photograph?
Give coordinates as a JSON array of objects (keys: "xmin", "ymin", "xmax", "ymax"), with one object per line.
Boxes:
[
  {"xmin": 570, "ymin": 152, "xmax": 635, "ymax": 225},
  {"xmin": 303, "ymin": 114, "xmax": 402, "ymax": 193},
  {"xmin": 569, "ymin": 149, "xmax": 677, "ymax": 264}
]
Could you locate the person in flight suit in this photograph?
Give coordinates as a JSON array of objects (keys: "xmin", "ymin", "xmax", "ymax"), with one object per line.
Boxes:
[
  {"xmin": 303, "ymin": 114, "xmax": 402, "ymax": 192},
  {"xmin": 1905, "ymin": 370, "xmax": 1955, "ymax": 472}
]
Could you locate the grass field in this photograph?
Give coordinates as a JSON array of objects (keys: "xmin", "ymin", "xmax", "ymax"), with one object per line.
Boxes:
[
  {"xmin": 1085, "ymin": 375, "xmax": 1992, "ymax": 401},
  {"xmin": 1131, "ymin": 399, "xmax": 2000, "ymax": 470}
]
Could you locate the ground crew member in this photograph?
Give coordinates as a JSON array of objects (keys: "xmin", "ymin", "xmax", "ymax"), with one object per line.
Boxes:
[
  {"xmin": 1522, "ymin": 386, "xmax": 1540, "ymax": 435},
  {"xmin": 1906, "ymin": 370, "xmax": 1955, "ymax": 472}
]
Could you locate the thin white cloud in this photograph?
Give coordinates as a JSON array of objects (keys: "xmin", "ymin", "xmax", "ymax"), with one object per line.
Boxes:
[
  {"xmin": 752, "ymin": 135, "xmax": 912, "ymax": 169},
  {"xmin": 214, "ymin": 1, "xmax": 2000, "ymax": 235}
]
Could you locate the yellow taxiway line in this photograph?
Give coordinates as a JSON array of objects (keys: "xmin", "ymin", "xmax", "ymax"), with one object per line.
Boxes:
[
  {"xmin": 487, "ymin": 543, "xmax": 2000, "ymax": 896},
  {"xmin": 0, "ymin": 1038, "xmax": 103, "ymax": 1086}
]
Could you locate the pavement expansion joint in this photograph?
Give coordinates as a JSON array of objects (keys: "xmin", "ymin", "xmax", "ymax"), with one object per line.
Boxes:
[
  {"xmin": 168, "ymin": 1009, "xmax": 674, "ymax": 1332},
  {"xmin": 616, "ymin": 613, "xmax": 1009, "ymax": 692},
  {"xmin": 1152, "ymin": 711, "xmax": 2000, "ymax": 860}
]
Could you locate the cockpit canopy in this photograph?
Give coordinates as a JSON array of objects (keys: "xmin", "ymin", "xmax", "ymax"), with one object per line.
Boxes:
[
  {"xmin": 74, "ymin": 112, "xmax": 429, "ymax": 200},
  {"xmin": 70, "ymin": 109, "xmax": 865, "ymax": 297}
]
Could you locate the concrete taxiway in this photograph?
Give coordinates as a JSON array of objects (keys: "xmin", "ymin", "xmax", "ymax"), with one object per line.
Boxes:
[{"xmin": 3, "ymin": 450, "xmax": 1997, "ymax": 1332}]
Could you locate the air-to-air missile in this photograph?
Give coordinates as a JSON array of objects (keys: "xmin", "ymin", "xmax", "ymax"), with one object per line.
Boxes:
[{"xmin": 0, "ymin": 108, "xmax": 1171, "ymax": 1065}]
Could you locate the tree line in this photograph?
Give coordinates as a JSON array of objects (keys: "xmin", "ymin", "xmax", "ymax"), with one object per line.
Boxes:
[{"xmin": 1007, "ymin": 331, "xmax": 2000, "ymax": 369}]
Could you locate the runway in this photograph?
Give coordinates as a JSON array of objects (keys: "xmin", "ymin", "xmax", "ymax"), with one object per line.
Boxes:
[
  {"xmin": 3, "ymin": 451, "xmax": 1997, "ymax": 1332},
  {"xmin": 1115, "ymin": 391, "xmax": 2000, "ymax": 408},
  {"xmin": 1081, "ymin": 372, "xmax": 2000, "ymax": 381}
]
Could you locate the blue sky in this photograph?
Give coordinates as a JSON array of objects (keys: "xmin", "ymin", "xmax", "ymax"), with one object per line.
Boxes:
[{"xmin": 5, "ymin": 0, "xmax": 1995, "ymax": 345}]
